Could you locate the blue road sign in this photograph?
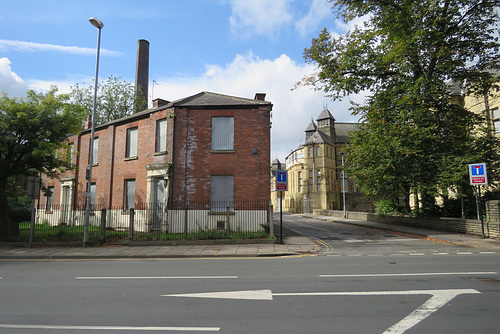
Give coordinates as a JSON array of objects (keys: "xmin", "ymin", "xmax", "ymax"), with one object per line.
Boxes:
[
  {"xmin": 277, "ymin": 171, "xmax": 287, "ymax": 183},
  {"xmin": 469, "ymin": 163, "xmax": 488, "ymax": 185}
]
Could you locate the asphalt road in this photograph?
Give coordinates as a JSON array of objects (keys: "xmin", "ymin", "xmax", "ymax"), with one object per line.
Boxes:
[{"xmin": 1, "ymin": 214, "xmax": 499, "ymax": 333}]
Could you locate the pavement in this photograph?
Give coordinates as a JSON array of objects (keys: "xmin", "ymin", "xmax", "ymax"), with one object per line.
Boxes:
[{"xmin": 1, "ymin": 213, "xmax": 499, "ymax": 259}]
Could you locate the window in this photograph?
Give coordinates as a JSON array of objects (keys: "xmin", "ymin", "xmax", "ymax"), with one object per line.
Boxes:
[
  {"xmin": 298, "ymin": 172, "xmax": 302, "ymax": 192},
  {"xmin": 46, "ymin": 186, "xmax": 54, "ymax": 211},
  {"xmin": 90, "ymin": 183, "xmax": 96, "ymax": 208},
  {"xmin": 309, "ymin": 170, "xmax": 313, "ymax": 192},
  {"xmin": 316, "ymin": 146, "xmax": 320, "ymax": 156},
  {"xmin": 492, "ymin": 108, "xmax": 500, "ymax": 135},
  {"xmin": 308, "ymin": 147, "xmax": 313, "ymax": 157},
  {"xmin": 212, "ymin": 117, "xmax": 234, "ymax": 151},
  {"xmin": 126, "ymin": 128, "xmax": 138, "ymax": 158},
  {"xmin": 317, "ymin": 169, "xmax": 321, "ymax": 191},
  {"xmin": 210, "ymin": 175, "xmax": 233, "ymax": 211},
  {"xmin": 89, "ymin": 137, "xmax": 99, "ymax": 164},
  {"xmin": 124, "ymin": 179, "xmax": 136, "ymax": 210},
  {"xmin": 156, "ymin": 119, "xmax": 167, "ymax": 152},
  {"xmin": 69, "ymin": 143, "xmax": 74, "ymax": 166}
]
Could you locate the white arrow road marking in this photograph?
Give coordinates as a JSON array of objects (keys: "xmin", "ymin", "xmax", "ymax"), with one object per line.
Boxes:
[
  {"xmin": 162, "ymin": 289, "xmax": 480, "ymax": 334},
  {"xmin": 165, "ymin": 289, "xmax": 274, "ymax": 300},
  {"xmin": 0, "ymin": 324, "xmax": 220, "ymax": 331},
  {"xmin": 319, "ymin": 272, "xmax": 497, "ymax": 278}
]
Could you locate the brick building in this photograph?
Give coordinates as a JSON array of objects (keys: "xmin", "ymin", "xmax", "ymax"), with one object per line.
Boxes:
[{"xmin": 39, "ymin": 91, "xmax": 272, "ymax": 233}]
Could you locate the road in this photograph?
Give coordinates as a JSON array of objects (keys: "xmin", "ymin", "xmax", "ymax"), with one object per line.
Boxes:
[{"xmin": 0, "ymin": 214, "xmax": 499, "ymax": 333}]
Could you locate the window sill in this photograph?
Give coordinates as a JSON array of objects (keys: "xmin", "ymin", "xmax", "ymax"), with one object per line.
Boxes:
[
  {"xmin": 154, "ymin": 151, "xmax": 167, "ymax": 156},
  {"xmin": 210, "ymin": 150, "xmax": 235, "ymax": 154},
  {"xmin": 208, "ymin": 211, "xmax": 235, "ymax": 216},
  {"xmin": 124, "ymin": 156, "xmax": 138, "ymax": 161}
]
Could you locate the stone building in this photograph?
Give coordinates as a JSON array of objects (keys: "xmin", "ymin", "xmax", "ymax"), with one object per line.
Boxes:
[{"xmin": 272, "ymin": 107, "xmax": 373, "ymax": 213}]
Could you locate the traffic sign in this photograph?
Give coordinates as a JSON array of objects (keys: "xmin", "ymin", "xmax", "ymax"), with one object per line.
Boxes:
[
  {"xmin": 468, "ymin": 163, "xmax": 488, "ymax": 185},
  {"xmin": 276, "ymin": 170, "xmax": 288, "ymax": 191}
]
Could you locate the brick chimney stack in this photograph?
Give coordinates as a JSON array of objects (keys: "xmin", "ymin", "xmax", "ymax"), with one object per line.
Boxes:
[{"xmin": 134, "ymin": 39, "xmax": 149, "ymax": 113}]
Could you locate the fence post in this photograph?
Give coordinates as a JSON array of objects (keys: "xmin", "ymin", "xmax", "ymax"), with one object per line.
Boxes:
[
  {"xmin": 226, "ymin": 206, "xmax": 230, "ymax": 238},
  {"xmin": 128, "ymin": 208, "xmax": 134, "ymax": 241},
  {"xmin": 99, "ymin": 208, "xmax": 107, "ymax": 244},
  {"xmin": 269, "ymin": 202, "xmax": 274, "ymax": 237},
  {"xmin": 184, "ymin": 206, "xmax": 188, "ymax": 240}
]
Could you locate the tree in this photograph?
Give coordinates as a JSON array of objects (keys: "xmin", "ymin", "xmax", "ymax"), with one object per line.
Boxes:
[
  {"xmin": 0, "ymin": 88, "xmax": 85, "ymax": 240},
  {"xmin": 70, "ymin": 75, "xmax": 147, "ymax": 125},
  {"xmin": 301, "ymin": 0, "xmax": 500, "ymax": 213}
]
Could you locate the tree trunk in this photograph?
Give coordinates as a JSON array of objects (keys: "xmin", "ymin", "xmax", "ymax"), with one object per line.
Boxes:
[{"xmin": 0, "ymin": 181, "xmax": 14, "ymax": 240}]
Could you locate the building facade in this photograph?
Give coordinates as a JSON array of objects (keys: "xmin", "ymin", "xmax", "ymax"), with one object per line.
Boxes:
[
  {"xmin": 272, "ymin": 107, "xmax": 373, "ymax": 213},
  {"xmin": 39, "ymin": 91, "xmax": 272, "ymax": 233}
]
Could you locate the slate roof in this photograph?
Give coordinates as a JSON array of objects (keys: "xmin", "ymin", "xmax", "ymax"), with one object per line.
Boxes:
[
  {"xmin": 316, "ymin": 106, "xmax": 335, "ymax": 122},
  {"xmin": 305, "ymin": 120, "xmax": 317, "ymax": 132},
  {"xmin": 305, "ymin": 130, "xmax": 333, "ymax": 145},
  {"xmin": 334, "ymin": 122, "xmax": 359, "ymax": 143}
]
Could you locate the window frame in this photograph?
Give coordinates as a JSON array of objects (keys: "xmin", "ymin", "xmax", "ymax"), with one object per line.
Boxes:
[
  {"xmin": 211, "ymin": 116, "xmax": 234, "ymax": 151},
  {"xmin": 210, "ymin": 175, "xmax": 234, "ymax": 212},
  {"xmin": 155, "ymin": 119, "xmax": 167, "ymax": 153},
  {"xmin": 124, "ymin": 179, "xmax": 136, "ymax": 210},
  {"xmin": 126, "ymin": 127, "xmax": 139, "ymax": 158}
]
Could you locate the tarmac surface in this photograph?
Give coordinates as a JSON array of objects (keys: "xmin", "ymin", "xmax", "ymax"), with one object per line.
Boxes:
[{"xmin": 1, "ymin": 213, "xmax": 499, "ymax": 259}]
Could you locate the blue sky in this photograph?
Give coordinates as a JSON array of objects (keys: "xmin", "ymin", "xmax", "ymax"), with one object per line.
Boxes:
[{"xmin": 0, "ymin": 0, "xmax": 363, "ymax": 161}]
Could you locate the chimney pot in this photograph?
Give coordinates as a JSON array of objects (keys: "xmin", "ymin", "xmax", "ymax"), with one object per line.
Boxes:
[{"xmin": 254, "ymin": 93, "xmax": 266, "ymax": 101}]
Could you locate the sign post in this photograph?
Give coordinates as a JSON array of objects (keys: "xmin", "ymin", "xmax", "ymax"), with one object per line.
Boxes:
[
  {"xmin": 276, "ymin": 171, "xmax": 288, "ymax": 244},
  {"xmin": 468, "ymin": 163, "xmax": 488, "ymax": 238}
]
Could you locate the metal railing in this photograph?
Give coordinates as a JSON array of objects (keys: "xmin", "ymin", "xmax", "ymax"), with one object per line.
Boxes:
[{"xmin": 16, "ymin": 200, "xmax": 271, "ymax": 243}]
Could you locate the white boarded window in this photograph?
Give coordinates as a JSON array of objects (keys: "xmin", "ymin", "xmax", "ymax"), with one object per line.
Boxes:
[
  {"xmin": 125, "ymin": 179, "xmax": 135, "ymax": 210},
  {"xmin": 156, "ymin": 119, "xmax": 167, "ymax": 152},
  {"xmin": 210, "ymin": 175, "xmax": 233, "ymax": 211},
  {"xmin": 126, "ymin": 128, "xmax": 138, "ymax": 158},
  {"xmin": 89, "ymin": 137, "xmax": 99, "ymax": 164},
  {"xmin": 90, "ymin": 183, "xmax": 96, "ymax": 208},
  {"xmin": 211, "ymin": 117, "xmax": 234, "ymax": 150}
]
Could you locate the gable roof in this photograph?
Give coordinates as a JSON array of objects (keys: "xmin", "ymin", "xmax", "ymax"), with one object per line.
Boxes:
[
  {"xmin": 305, "ymin": 130, "xmax": 334, "ymax": 145},
  {"xmin": 173, "ymin": 91, "xmax": 271, "ymax": 107},
  {"xmin": 335, "ymin": 123, "xmax": 359, "ymax": 143}
]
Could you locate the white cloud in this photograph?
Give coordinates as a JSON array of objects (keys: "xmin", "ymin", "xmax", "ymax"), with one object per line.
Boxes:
[
  {"xmin": 228, "ymin": 0, "xmax": 293, "ymax": 37},
  {"xmin": 295, "ymin": 0, "xmax": 332, "ymax": 37},
  {"xmin": 153, "ymin": 52, "xmax": 360, "ymax": 161},
  {"xmin": 0, "ymin": 39, "xmax": 122, "ymax": 57},
  {"xmin": 0, "ymin": 57, "xmax": 28, "ymax": 97}
]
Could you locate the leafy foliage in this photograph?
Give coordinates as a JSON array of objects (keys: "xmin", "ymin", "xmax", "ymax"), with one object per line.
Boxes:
[
  {"xmin": 301, "ymin": 0, "xmax": 500, "ymax": 213},
  {"xmin": 70, "ymin": 75, "xmax": 147, "ymax": 125},
  {"xmin": 0, "ymin": 88, "xmax": 86, "ymax": 239}
]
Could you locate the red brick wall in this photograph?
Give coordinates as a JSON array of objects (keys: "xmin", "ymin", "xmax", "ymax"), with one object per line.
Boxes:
[{"xmin": 171, "ymin": 105, "xmax": 271, "ymax": 207}]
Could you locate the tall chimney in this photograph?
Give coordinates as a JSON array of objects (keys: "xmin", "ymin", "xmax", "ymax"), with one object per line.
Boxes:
[{"xmin": 134, "ymin": 39, "xmax": 149, "ymax": 112}]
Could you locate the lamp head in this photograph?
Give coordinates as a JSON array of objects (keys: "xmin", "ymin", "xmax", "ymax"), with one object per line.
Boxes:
[{"xmin": 89, "ymin": 17, "xmax": 104, "ymax": 29}]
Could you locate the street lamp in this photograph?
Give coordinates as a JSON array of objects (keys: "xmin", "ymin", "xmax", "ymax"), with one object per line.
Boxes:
[
  {"xmin": 339, "ymin": 151, "xmax": 346, "ymax": 219},
  {"xmin": 83, "ymin": 17, "xmax": 103, "ymax": 247}
]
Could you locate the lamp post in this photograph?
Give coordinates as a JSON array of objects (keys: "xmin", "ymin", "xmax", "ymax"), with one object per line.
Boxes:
[
  {"xmin": 83, "ymin": 17, "xmax": 103, "ymax": 247},
  {"xmin": 339, "ymin": 151, "xmax": 346, "ymax": 219}
]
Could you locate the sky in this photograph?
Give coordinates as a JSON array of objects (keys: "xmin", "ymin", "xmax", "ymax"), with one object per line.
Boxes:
[{"xmin": 0, "ymin": 0, "xmax": 364, "ymax": 162}]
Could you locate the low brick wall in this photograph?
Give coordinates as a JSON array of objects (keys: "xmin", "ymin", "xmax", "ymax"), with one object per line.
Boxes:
[{"xmin": 314, "ymin": 207, "xmax": 500, "ymax": 239}]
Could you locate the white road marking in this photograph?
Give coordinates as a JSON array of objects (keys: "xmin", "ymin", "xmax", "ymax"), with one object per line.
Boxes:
[
  {"xmin": 163, "ymin": 289, "xmax": 480, "ymax": 334},
  {"xmin": 75, "ymin": 276, "xmax": 237, "ymax": 280},
  {"xmin": 0, "ymin": 324, "xmax": 220, "ymax": 331},
  {"xmin": 319, "ymin": 272, "xmax": 496, "ymax": 278}
]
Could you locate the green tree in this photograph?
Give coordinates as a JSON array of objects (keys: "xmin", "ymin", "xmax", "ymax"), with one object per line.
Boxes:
[
  {"xmin": 0, "ymin": 88, "xmax": 85, "ymax": 240},
  {"xmin": 70, "ymin": 75, "xmax": 147, "ymax": 125},
  {"xmin": 301, "ymin": 0, "xmax": 500, "ymax": 213}
]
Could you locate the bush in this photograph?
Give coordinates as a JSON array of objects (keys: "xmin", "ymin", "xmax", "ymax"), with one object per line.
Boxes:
[{"xmin": 8, "ymin": 196, "xmax": 32, "ymax": 223}]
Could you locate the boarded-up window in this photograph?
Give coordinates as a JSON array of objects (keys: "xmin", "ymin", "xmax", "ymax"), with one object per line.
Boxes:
[
  {"xmin": 89, "ymin": 137, "xmax": 99, "ymax": 164},
  {"xmin": 125, "ymin": 179, "xmax": 135, "ymax": 210},
  {"xmin": 210, "ymin": 175, "xmax": 233, "ymax": 211},
  {"xmin": 211, "ymin": 117, "xmax": 234, "ymax": 150},
  {"xmin": 90, "ymin": 183, "xmax": 96, "ymax": 208},
  {"xmin": 126, "ymin": 128, "xmax": 138, "ymax": 158},
  {"xmin": 156, "ymin": 119, "xmax": 167, "ymax": 152}
]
